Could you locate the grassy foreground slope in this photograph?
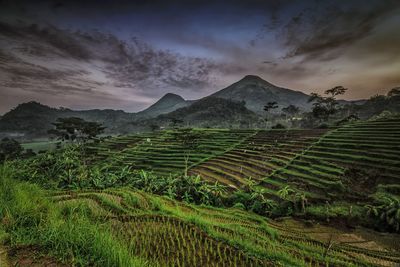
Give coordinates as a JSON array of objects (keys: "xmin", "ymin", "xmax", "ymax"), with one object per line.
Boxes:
[{"xmin": 2, "ymin": 165, "xmax": 399, "ymax": 266}]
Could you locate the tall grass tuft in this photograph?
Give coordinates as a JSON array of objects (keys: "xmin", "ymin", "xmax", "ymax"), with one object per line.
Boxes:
[{"xmin": 0, "ymin": 162, "xmax": 148, "ymax": 266}]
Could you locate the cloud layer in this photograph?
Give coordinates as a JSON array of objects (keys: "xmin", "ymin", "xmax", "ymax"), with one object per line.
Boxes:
[{"xmin": 0, "ymin": 21, "xmax": 220, "ymax": 113}]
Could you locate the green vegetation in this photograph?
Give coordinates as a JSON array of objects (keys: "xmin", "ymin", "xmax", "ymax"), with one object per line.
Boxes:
[
  {"xmin": 0, "ymin": 163, "xmax": 148, "ymax": 266},
  {"xmin": 308, "ymin": 86, "xmax": 347, "ymax": 123},
  {"xmin": 2, "ymin": 161, "xmax": 399, "ymax": 266},
  {"xmin": 1, "ymin": 115, "xmax": 400, "ymax": 266},
  {"xmin": 48, "ymin": 117, "xmax": 105, "ymax": 143}
]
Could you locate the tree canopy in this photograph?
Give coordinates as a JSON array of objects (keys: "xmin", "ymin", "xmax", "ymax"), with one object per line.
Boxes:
[
  {"xmin": 264, "ymin": 101, "xmax": 278, "ymax": 113},
  {"xmin": 388, "ymin": 87, "xmax": 400, "ymax": 98},
  {"xmin": 48, "ymin": 117, "xmax": 105, "ymax": 142},
  {"xmin": 308, "ymin": 86, "xmax": 348, "ymax": 122},
  {"xmin": 0, "ymin": 137, "xmax": 23, "ymax": 161}
]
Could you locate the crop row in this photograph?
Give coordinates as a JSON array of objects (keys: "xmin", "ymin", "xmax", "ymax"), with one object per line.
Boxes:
[{"xmin": 50, "ymin": 188, "xmax": 400, "ymax": 266}]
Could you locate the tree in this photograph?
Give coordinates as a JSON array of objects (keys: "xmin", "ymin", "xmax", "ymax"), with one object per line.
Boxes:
[
  {"xmin": 264, "ymin": 101, "xmax": 278, "ymax": 113},
  {"xmin": 149, "ymin": 124, "xmax": 160, "ymax": 132},
  {"xmin": 264, "ymin": 102, "xmax": 279, "ymax": 127},
  {"xmin": 325, "ymin": 86, "xmax": 347, "ymax": 96},
  {"xmin": 170, "ymin": 117, "xmax": 184, "ymax": 128},
  {"xmin": 0, "ymin": 137, "xmax": 23, "ymax": 161},
  {"xmin": 388, "ymin": 87, "xmax": 400, "ymax": 98},
  {"xmin": 308, "ymin": 86, "xmax": 348, "ymax": 122},
  {"xmin": 48, "ymin": 117, "xmax": 105, "ymax": 143},
  {"xmin": 281, "ymin": 105, "xmax": 299, "ymax": 120}
]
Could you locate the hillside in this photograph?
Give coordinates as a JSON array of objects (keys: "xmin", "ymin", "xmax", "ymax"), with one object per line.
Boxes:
[
  {"xmin": 153, "ymin": 97, "xmax": 262, "ymax": 128},
  {"xmin": 209, "ymin": 75, "xmax": 312, "ymax": 114},
  {"xmin": 0, "ymin": 97, "xmax": 261, "ymax": 139},
  {"xmin": 0, "ymin": 101, "xmax": 137, "ymax": 138}
]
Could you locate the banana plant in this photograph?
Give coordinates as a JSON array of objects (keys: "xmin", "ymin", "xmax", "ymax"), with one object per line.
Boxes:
[{"xmin": 277, "ymin": 186, "xmax": 295, "ymax": 201}]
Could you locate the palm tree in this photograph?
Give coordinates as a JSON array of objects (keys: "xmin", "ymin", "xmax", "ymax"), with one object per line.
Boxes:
[{"xmin": 264, "ymin": 101, "xmax": 279, "ymax": 127}]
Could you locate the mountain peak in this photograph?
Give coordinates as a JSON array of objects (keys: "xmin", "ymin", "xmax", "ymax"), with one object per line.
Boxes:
[
  {"xmin": 137, "ymin": 93, "xmax": 188, "ymax": 117},
  {"xmin": 238, "ymin": 75, "xmax": 274, "ymax": 86},
  {"xmin": 241, "ymin": 75, "xmax": 263, "ymax": 81},
  {"xmin": 12, "ymin": 101, "xmax": 54, "ymax": 113},
  {"xmin": 209, "ymin": 75, "xmax": 312, "ymax": 114},
  {"xmin": 159, "ymin": 93, "xmax": 185, "ymax": 102}
]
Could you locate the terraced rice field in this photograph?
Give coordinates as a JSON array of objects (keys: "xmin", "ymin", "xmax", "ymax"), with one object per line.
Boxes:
[
  {"xmin": 49, "ymin": 188, "xmax": 400, "ymax": 267},
  {"xmin": 268, "ymin": 116, "xmax": 400, "ymax": 200},
  {"xmin": 189, "ymin": 129, "xmax": 327, "ymax": 193},
  {"xmin": 89, "ymin": 116, "xmax": 400, "ymax": 204},
  {"xmin": 89, "ymin": 129, "xmax": 254, "ymax": 176}
]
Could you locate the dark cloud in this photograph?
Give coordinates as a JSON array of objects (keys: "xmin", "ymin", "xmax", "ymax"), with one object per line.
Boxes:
[
  {"xmin": 101, "ymin": 38, "xmax": 216, "ymax": 93},
  {"xmin": 0, "ymin": 19, "xmax": 220, "ymax": 113},
  {"xmin": 0, "ymin": 21, "xmax": 218, "ymax": 92},
  {"xmin": 262, "ymin": 61, "xmax": 277, "ymax": 67},
  {"xmin": 279, "ymin": 1, "xmax": 400, "ymax": 60}
]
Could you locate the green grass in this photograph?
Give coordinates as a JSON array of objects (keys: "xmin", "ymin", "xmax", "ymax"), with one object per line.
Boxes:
[
  {"xmin": 0, "ymin": 163, "xmax": 148, "ymax": 266},
  {"xmin": 2, "ymin": 163, "xmax": 400, "ymax": 266}
]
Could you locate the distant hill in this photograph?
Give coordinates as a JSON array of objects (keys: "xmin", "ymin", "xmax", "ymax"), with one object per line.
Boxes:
[
  {"xmin": 209, "ymin": 75, "xmax": 312, "ymax": 114},
  {"xmin": 136, "ymin": 93, "xmax": 191, "ymax": 118},
  {"xmin": 151, "ymin": 97, "xmax": 262, "ymax": 128},
  {"xmin": 0, "ymin": 101, "xmax": 137, "ymax": 139}
]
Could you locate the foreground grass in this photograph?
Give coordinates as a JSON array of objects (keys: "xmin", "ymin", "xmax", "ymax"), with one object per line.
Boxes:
[
  {"xmin": 2, "ymin": 158, "xmax": 399, "ymax": 266},
  {"xmin": 0, "ymin": 163, "xmax": 148, "ymax": 266}
]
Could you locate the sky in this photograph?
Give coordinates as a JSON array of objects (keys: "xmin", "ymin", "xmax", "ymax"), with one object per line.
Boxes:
[{"xmin": 0, "ymin": 0, "xmax": 399, "ymax": 114}]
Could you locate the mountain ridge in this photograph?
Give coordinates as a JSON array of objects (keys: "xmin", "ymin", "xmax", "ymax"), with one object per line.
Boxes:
[
  {"xmin": 0, "ymin": 75, "xmax": 364, "ymax": 139},
  {"xmin": 209, "ymin": 75, "xmax": 312, "ymax": 114}
]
